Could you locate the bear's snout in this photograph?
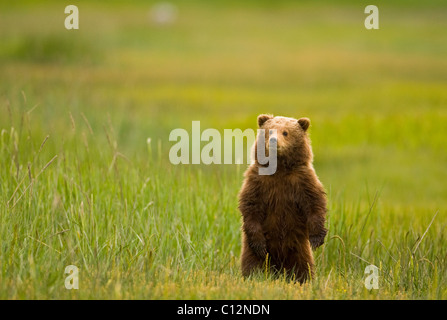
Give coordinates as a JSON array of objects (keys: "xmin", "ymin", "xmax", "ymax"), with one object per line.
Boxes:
[{"xmin": 268, "ymin": 130, "xmax": 278, "ymax": 145}]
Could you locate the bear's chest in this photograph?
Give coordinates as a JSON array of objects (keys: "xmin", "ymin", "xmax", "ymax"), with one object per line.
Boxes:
[{"xmin": 258, "ymin": 176, "xmax": 307, "ymax": 228}]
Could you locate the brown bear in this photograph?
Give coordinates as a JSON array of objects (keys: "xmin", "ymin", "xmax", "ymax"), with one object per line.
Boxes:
[{"xmin": 238, "ymin": 114, "xmax": 327, "ymax": 283}]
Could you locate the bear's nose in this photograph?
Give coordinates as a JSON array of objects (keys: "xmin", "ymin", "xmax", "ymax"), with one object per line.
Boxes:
[{"xmin": 269, "ymin": 136, "xmax": 277, "ymax": 144}]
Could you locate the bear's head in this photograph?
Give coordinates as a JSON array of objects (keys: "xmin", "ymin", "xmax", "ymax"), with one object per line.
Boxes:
[{"xmin": 255, "ymin": 114, "xmax": 313, "ymax": 168}]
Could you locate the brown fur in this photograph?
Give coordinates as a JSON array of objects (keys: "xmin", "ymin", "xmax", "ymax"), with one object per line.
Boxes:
[{"xmin": 238, "ymin": 114, "xmax": 327, "ymax": 283}]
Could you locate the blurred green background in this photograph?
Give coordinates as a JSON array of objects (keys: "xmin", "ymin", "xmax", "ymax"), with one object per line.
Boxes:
[
  {"xmin": 0, "ymin": 0, "xmax": 446, "ymax": 299},
  {"xmin": 2, "ymin": 0, "xmax": 446, "ymax": 206}
]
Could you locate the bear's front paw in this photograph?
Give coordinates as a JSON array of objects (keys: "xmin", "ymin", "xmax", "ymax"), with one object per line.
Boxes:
[
  {"xmin": 309, "ymin": 229, "xmax": 327, "ymax": 250},
  {"xmin": 250, "ymin": 242, "xmax": 267, "ymax": 259}
]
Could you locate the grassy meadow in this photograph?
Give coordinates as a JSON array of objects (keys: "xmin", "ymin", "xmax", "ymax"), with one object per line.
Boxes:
[{"xmin": 0, "ymin": 0, "xmax": 446, "ymax": 299}]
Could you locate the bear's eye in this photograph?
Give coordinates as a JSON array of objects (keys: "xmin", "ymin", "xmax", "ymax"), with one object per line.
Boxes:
[{"xmin": 282, "ymin": 131, "xmax": 288, "ymax": 137}]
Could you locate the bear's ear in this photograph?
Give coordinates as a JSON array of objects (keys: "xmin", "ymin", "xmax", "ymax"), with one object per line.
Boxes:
[
  {"xmin": 298, "ymin": 118, "xmax": 310, "ymax": 131},
  {"xmin": 257, "ymin": 114, "xmax": 273, "ymax": 127}
]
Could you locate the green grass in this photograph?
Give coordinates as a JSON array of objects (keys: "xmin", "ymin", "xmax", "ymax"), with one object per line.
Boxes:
[{"xmin": 0, "ymin": 1, "xmax": 446, "ymax": 299}]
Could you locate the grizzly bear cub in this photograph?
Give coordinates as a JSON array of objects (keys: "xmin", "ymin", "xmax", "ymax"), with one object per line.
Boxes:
[{"xmin": 238, "ymin": 114, "xmax": 327, "ymax": 283}]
